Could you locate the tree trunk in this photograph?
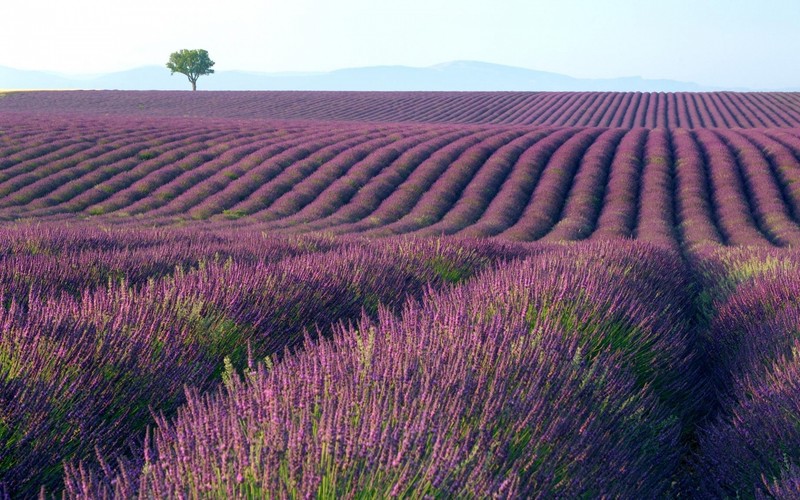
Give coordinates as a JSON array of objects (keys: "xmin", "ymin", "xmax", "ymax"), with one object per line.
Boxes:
[{"xmin": 191, "ymin": 80, "xmax": 197, "ymax": 91}]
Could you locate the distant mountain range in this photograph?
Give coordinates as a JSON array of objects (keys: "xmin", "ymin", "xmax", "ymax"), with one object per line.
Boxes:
[{"xmin": 0, "ymin": 61, "xmax": 765, "ymax": 92}]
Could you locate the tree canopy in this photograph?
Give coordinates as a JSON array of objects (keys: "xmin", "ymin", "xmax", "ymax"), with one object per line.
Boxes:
[{"xmin": 166, "ymin": 49, "xmax": 215, "ymax": 91}]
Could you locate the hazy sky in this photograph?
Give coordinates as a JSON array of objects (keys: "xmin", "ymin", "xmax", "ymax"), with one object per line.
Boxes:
[{"xmin": 2, "ymin": 0, "xmax": 799, "ymax": 89}]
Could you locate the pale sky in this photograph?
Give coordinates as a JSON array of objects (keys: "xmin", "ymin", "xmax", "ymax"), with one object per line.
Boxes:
[{"xmin": 2, "ymin": 0, "xmax": 799, "ymax": 89}]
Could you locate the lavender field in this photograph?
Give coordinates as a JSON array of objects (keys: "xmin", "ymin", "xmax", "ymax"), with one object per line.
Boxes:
[{"xmin": 2, "ymin": 91, "xmax": 800, "ymax": 498}]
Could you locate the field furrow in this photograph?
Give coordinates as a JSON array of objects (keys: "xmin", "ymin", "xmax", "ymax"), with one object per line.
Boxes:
[
  {"xmin": 591, "ymin": 128, "xmax": 648, "ymax": 240},
  {"xmin": 542, "ymin": 128, "xmax": 627, "ymax": 242},
  {"xmin": 413, "ymin": 129, "xmax": 551, "ymax": 236},
  {"xmin": 634, "ymin": 129, "xmax": 679, "ymax": 249},
  {"xmin": 364, "ymin": 129, "xmax": 529, "ymax": 236},
  {"xmin": 693, "ymin": 129, "xmax": 773, "ymax": 246},
  {"xmin": 500, "ymin": 128, "xmax": 604, "ymax": 240},
  {"xmin": 325, "ymin": 128, "xmax": 503, "ymax": 234},
  {"xmin": 285, "ymin": 129, "xmax": 473, "ymax": 232},
  {"xmin": 457, "ymin": 128, "xmax": 579, "ymax": 237}
]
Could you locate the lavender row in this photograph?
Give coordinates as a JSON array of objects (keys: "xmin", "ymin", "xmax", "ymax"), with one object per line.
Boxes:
[
  {"xmin": 116, "ymin": 129, "xmax": 293, "ymax": 217},
  {"xmin": 6, "ymin": 227, "xmax": 800, "ymax": 496},
  {"xmin": 164, "ymin": 127, "xmax": 355, "ymax": 220},
  {"xmin": 671, "ymin": 129, "xmax": 725, "ymax": 248},
  {"xmin": 456, "ymin": 128, "xmax": 579, "ymax": 237},
  {"xmin": 693, "ymin": 129, "xmax": 772, "ymax": 246},
  {"xmin": 591, "ymin": 128, "xmax": 648, "ymax": 240},
  {"xmin": 250, "ymin": 129, "xmax": 426, "ymax": 223},
  {"xmin": 542, "ymin": 128, "xmax": 626, "ymax": 241},
  {"xmin": 0, "ymin": 232, "xmax": 517, "ymax": 496},
  {"xmin": 68, "ymin": 240, "xmax": 696, "ymax": 498},
  {"xmin": 689, "ymin": 247, "xmax": 800, "ymax": 496},
  {"xmin": 365, "ymin": 129, "xmax": 529, "ymax": 236},
  {"xmin": 501, "ymin": 128, "xmax": 603, "ymax": 240},
  {"xmin": 323, "ymin": 128, "xmax": 503, "ymax": 234},
  {"xmin": 280, "ymin": 129, "xmax": 473, "ymax": 232},
  {"xmin": 257, "ymin": 129, "xmax": 447, "ymax": 228},
  {"xmin": 4, "ymin": 113, "xmax": 800, "ymax": 246},
  {"xmin": 5, "ymin": 90, "xmax": 800, "ymax": 127},
  {"xmin": 717, "ymin": 130, "xmax": 800, "ymax": 246},
  {"xmin": 414, "ymin": 129, "xmax": 551, "ymax": 236}
]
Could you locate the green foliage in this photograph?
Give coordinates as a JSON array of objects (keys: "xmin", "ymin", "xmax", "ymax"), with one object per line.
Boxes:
[
  {"xmin": 221, "ymin": 209, "xmax": 247, "ymax": 220},
  {"xmin": 428, "ymin": 255, "xmax": 473, "ymax": 284},
  {"xmin": 166, "ymin": 49, "xmax": 215, "ymax": 90},
  {"xmin": 221, "ymin": 356, "xmax": 236, "ymax": 391}
]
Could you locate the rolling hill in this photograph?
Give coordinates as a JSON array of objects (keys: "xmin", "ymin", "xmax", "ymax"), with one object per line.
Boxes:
[{"xmin": 0, "ymin": 61, "xmax": 725, "ymax": 91}]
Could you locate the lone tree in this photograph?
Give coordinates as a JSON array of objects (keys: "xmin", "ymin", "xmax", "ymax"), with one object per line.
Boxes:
[{"xmin": 166, "ymin": 49, "xmax": 215, "ymax": 91}]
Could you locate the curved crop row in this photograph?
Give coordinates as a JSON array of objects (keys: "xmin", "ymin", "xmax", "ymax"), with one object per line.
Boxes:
[
  {"xmin": 671, "ymin": 129, "xmax": 726, "ymax": 248},
  {"xmin": 249, "ymin": 129, "xmax": 425, "ymax": 223},
  {"xmin": 147, "ymin": 128, "xmax": 377, "ymax": 218},
  {"xmin": 689, "ymin": 247, "xmax": 800, "ymax": 497},
  {"xmin": 456, "ymin": 128, "xmax": 579, "ymax": 237},
  {"xmin": 323, "ymin": 128, "xmax": 504, "ymax": 234},
  {"xmin": 591, "ymin": 128, "xmax": 648, "ymax": 240},
  {"xmin": 64, "ymin": 241, "xmax": 698, "ymax": 498},
  {"xmin": 0, "ymin": 231, "xmax": 510, "ymax": 497},
  {"xmin": 365, "ymin": 129, "xmax": 529, "ymax": 236},
  {"xmin": 716, "ymin": 130, "xmax": 800, "ymax": 245},
  {"xmin": 693, "ymin": 129, "xmax": 773, "ymax": 246},
  {"xmin": 634, "ymin": 129, "xmax": 678, "ymax": 249},
  {"xmin": 247, "ymin": 129, "xmax": 446, "ymax": 227},
  {"xmin": 542, "ymin": 128, "xmax": 627, "ymax": 241},
  {"xmin": 414, "ymin": 129, "xmax": 552, "ymax": 236},
  {"xmin": 2, "ymin": 115, "xmax": 800, "ymax": 247},
  {"xmin": 282, "ymin": 129, "xmax": 474, "ymax": 232},
  {"xmin": 500, "ymin": 128, "xmax": 603, "ymax": 240}
]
